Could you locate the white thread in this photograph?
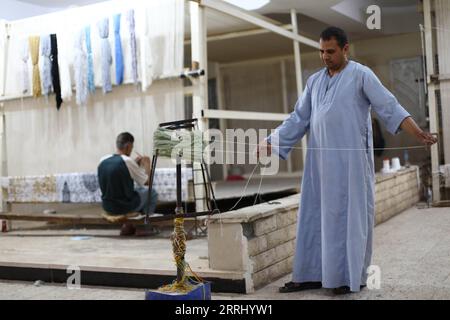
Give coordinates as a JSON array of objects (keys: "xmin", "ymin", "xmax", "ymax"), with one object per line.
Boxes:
[
  {"xmin": 228, "ymin": 163, "xmax": 261, "ymax": 212},
  {"xmin": 212, "ymin": 139, "xmax": 431, "ymax": 151}
]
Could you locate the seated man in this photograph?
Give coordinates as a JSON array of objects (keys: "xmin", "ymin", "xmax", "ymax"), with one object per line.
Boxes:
[{"xmin": 97, "ymin": 132, "xmax": 158, "ymax": 236}]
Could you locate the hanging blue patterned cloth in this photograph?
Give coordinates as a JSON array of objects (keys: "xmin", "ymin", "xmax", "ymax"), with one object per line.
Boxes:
[
  {"xmin": 113, "ymin": 14, "xmax": 124, "ymax": 85},
  {"xmin": 126, "ymin": 9, "xmax": 138, "ymax": 84},
  {"xmin": 40, "ymin": 34, "xmax": 53, "ymax": 96},
  {"xmin": 97, "ymin": 18, "xmax": 112, "ymax": 93},
  {"xmin": 85, "ymin": 26, "xmax": 95, "ymax": 94}
]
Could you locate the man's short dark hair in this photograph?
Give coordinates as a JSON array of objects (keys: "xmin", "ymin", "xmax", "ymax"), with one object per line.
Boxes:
[
  {"xmin": 320, "ymin": 27, "xmax": 348, "ymax": 49},
  {"xmin": 116, "ymin": 132, "xmax": 134, "ymax": 150}
]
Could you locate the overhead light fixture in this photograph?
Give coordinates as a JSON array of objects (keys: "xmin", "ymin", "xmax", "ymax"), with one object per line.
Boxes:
[{"xmin": 223, "ymin": 0, "xmax": 270, "ymax": 11}]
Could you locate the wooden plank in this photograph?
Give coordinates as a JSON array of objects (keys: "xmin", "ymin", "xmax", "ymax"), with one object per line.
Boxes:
[
  {"xmin": 0, "ymin": 213, "xmax": 126, "ymax": 225},
  {"xmin": 0, "ymin": 211, "xmax": 215, "ymax": 225}
]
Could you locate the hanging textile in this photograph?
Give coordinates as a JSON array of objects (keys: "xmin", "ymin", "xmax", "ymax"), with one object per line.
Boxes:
[
  {"xmin": 40, "ymin": 35, "xmax": 52, "ymax": 96},
  {"xmin": 50, "ymin": 34, "xmax": 63, "ymax": 110},
  {"xmin": 57, "ymin": 30, "xmax": 73, "ymax": 102},
  {"xmin": 73, "ymin": 30, "xmax": 88, "ymax": 106},
  {"xmin": 140, "ymin": 0, "xmax": 185, "ymax": 91},
  {"xmin": 126, "ymin": 9, "xmax": 138, "ymax": 84},
  {"xmin": 85, "ymin": 26, "xmax": 95, "ymax": 94},
  {"xmin": 28, "ymin": 36, "xmax": 41, "ymax": 97},
  {"xmin": 97, "ymin": 18, "xmax": 112, "ymax": 93},
  {"xmin": 139, "ymin": 10, "xmax": 152, "ymax": 91},
  {"xmin": 21, "ymin": 39, "xmax": 30, "ymax": 94},
  {"xmin": 113, "ymin": 14, "xmax": 124, "ymax": 85}
]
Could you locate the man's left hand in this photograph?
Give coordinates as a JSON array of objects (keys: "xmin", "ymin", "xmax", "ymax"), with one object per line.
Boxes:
[{"xmin": 417, "ymin": 131, "xmax": 438, "ymax": 146}]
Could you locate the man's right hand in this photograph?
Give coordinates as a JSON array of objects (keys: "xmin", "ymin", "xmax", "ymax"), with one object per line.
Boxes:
[
  {"xmin": 142, "ymin": 157, "xmax": 152, "ymax": 175},
  {"xmin": 135, "ymin": 156, "xmax": 143, "ymax": 165},
  {"xmin": 255, "ymin": 141, "xmax": 272, "ymax": 160}
]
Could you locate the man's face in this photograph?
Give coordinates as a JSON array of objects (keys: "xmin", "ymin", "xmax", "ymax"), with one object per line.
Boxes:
[{"xmin": 319, "ymin": 38, "xmax": 348, "ymax": 71}]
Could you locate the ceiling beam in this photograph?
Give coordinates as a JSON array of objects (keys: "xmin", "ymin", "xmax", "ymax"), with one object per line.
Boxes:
[
  {"xmin": 198, "ymin": 0, "xmax": 320, "ymax": 49},
  {"xmin": 185, "ymin": 24, "xmax": 293, "ymax": 44}
]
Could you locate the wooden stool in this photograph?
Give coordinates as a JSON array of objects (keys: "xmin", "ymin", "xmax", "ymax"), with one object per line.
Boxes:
[{"xmin": 101, "ymin": 211, "xmax": 144, "ymax": 223}]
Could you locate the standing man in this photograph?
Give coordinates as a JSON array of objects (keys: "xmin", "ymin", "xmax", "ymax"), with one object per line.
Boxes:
[
  {"xmin": 98, "ymin": 132, "xmax": 158, "ymax": 236},
  {"xmin": 259, "ymin": 27, "xmax": 437, "ymax": 294}
]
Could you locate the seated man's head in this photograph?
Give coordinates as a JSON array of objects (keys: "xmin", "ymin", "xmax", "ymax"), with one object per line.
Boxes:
[{"xmin": 116, "ymin": 132, "xmax": 134, "ymax": 156}]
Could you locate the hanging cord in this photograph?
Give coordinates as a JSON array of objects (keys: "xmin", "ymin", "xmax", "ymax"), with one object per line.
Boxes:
[{"xmin": 157, "ymin": 217, "xmax": 205, "ymax": 293}]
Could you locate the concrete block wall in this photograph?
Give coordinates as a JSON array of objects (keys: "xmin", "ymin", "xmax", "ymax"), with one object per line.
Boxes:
[
  {"xmin": 207, "ymin": 195, "xmax": 300, "ymax": 293},
  {"xmin": 207, "ymin": 166, "xmax": 420, "ymax": 293},
  {"xmin": 249, "ymin": 209, "xmax": 298, "ymax": 290},
  {"xmin": 374, "ymin": 166, "xmax": 420, "ymax": 225}
]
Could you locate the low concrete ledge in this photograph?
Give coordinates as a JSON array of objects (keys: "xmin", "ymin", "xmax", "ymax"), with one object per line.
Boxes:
[{"xmin": 207, "ymin": 166, "xmax": 421, "ymax": 293}]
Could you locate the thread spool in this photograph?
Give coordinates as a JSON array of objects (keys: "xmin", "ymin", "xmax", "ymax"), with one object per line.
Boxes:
[
  {"xmin": 381, "ymin": 158, "xmax": 391, "ymax": 174},
  {"xmin": 391, "ymin": 157, "xmax": 401, "ymax": 172}
]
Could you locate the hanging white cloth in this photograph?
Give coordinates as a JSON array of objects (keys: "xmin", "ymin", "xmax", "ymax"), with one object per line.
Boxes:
[
  {"xmin": 56, "ymin": 29, "xmax": 73, "ymax": 101},
  {"xmin": 126, "ymin": 9, "xmax": 138, "ymax": 85},
  {"xmin": 73, "ymin": 29, "xmax": 88, "ymax": 106},
  {"xmin": 139, "ymin": 0, "xmax": 184, "ymax": 91},
  {"xmin": 20, "ymin": 38, "xmax": 30, "ymax": 94}
]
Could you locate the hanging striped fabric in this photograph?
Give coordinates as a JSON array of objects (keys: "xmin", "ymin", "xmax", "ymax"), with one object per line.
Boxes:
[
  {"xmin": 85, "ymin": 26, "xmax": 95, "ymax": 94},
  {"xmin": 126, "ymin": 9, "xmax": 138, "ymax": 84},
  {"xmin": 113, "ymin": 14, "xmax": 124, "ymax": 85},
  {"xmin": 21, "ymin": 39, "xmax": 30, "ymax": 94},
  {"xmin": 28, "ymin": 36, "xmax": 41, "ymax": 97}
]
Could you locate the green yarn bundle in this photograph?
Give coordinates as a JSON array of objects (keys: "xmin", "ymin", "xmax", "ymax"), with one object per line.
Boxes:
[{"xmin": 153, "ymin": 127, "xmax": 205, "ymax": 163}]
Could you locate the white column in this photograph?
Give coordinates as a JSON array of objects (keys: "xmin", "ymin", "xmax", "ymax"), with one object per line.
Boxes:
[
  {"xmin": 0, "ymin": 22, "xmax": 9, "ymax": 212},
  {"xmin": 423, "ymin": 0, "xmax": 441, "ymax": 202},
  {"xmin": 190, "ymin": 0, "xmax": 208, "ymax": 211},
  {"xmin": 434, "ymin": 0, "xmax": 450, "ymax": 165},
  {"xmin": 215, "ymin": 63, "xmax": 229, "ymax": 180},
  {"xmin": 280, "ymin": 60, "xmax": 293, "ymax": 173},
  {"xmin": 291, "ymin": 9, "xmax": 307, "ymax": 168}
]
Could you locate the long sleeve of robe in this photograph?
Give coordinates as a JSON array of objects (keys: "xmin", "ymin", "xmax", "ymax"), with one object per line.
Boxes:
[{"xmin": 267, "ymin": 61, "xmax": 410, "ymax": 292}]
